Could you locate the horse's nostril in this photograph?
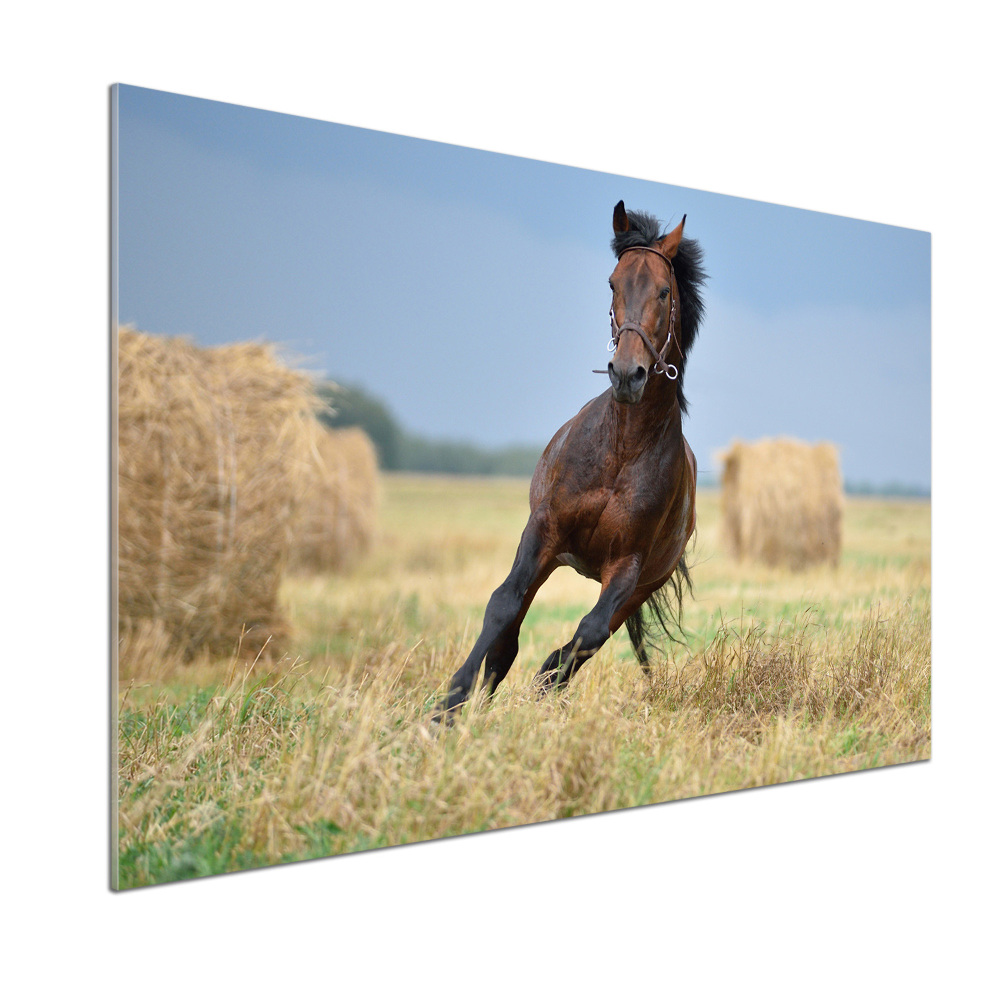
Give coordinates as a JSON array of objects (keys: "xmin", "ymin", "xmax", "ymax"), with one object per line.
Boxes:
[{"xmin": 633, "ymin": 366, "xmax": 647, "ymax": 383}]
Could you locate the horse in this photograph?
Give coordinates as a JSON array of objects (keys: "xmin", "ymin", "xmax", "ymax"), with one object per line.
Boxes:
[{"xmin": 437, "ymin": 200, "xmax": 707, "ymax": 718}]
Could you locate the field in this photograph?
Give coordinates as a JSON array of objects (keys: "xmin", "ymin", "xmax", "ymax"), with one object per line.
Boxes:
[{"xmin": 116, "ymin": 475, "xmax": 931, "ymax": 889}]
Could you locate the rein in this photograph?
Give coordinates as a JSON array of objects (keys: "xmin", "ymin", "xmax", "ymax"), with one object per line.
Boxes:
[{"xmin": 593, "ymin": 245, "xmax": 681, "ymax": 381}]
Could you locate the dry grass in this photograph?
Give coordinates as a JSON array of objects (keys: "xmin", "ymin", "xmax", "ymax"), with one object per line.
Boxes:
[
  {"xmin": 116, "ymin": 476, "xmax": 930, "ymax": 888},
  {"xmin": 720, "ymin": 437, "xmax": 844, "ymax": 569}
]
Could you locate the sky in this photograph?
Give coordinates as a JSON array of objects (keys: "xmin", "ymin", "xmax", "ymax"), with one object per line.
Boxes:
[{"xmin": 115, "ymin": 84, "xmax": 931, "ymax": 491}]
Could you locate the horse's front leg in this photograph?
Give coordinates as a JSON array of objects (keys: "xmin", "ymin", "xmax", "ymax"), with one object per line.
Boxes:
[
  {"xmin": 437, "ymin": 515, "xmax": 555, "ymax": 720},
  {"xmin": 535, "ymin": 555, "xmax": 642, "ymax": 693}
]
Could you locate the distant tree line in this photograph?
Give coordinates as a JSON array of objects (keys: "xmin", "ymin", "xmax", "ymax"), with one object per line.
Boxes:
[
  {"xmin": 315, "ymin": 382, "xmax": 930, "ymax": 495},
  {"xmin": 842, "ymin": 480, "xmax": 930, "ymax": 498},
  {"xmin": 316, "ymin": 381, "xmax": 543, "ymax": 476}
]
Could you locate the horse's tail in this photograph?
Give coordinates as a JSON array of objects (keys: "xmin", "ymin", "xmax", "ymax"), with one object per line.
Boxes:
[{"xmin": 625, "ymin": 555, "xmax": 692, "ymax": 671}]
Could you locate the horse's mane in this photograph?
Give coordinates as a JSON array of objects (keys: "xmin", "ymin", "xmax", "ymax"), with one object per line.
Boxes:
[{"xmin": 610, "ymin": 209, "xmax": 707, "ymax": 415}]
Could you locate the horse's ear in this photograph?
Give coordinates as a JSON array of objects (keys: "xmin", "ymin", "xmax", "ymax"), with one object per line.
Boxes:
[
  {"xmin": 613, "ymin": 200, "xmax": 630, "ymax": 234},
  {"xmin": 657, "ymin": 215, "xmax": 686, "ymax": 259}
]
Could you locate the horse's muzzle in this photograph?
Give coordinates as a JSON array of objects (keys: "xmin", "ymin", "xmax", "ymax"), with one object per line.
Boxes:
[{"xmin": 608, "ymin": 361, "xmax": 648, "ymax": 403}]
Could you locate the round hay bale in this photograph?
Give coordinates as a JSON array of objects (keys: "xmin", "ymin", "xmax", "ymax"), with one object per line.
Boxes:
[
  {"xmin": 718, "ymin": 437, "xmax": 843, "ymax": 570},
  {"xmin": 289, "ymin": 426, "xmax": 379, "ymax": 572},
  {"xmin": 117, "ymin": 326, "xmax": 321, "ymax": 658}
]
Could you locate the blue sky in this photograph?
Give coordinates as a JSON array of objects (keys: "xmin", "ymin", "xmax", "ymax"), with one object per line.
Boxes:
[{"xmin": 116, "ymin": 84, "xmax": 931, "ymax": 490}]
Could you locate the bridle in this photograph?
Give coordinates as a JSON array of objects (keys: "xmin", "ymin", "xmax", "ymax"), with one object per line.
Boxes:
[{"xmin": 596, "ymin": 245, "xmax": 682, "ymax": 381}]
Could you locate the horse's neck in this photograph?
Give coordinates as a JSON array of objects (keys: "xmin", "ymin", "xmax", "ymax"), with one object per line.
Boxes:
[{"xmin": 609, "ymin": 382, "xmax": 684, "ymax": 457}]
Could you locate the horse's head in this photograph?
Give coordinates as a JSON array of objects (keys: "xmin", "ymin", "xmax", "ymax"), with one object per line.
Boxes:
[{"xmin": 606, "ymin": 201, "xmax": 685, "ymax": 404}]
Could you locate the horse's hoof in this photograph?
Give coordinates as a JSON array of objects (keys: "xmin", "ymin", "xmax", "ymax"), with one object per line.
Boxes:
[{"xmin": 429, "ymin": 704, "xmax": 457, "ymax": 728}]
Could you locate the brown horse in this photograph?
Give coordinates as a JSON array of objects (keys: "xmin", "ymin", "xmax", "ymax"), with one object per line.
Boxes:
[{"xmin": 438, "ymin": 200, "xmax": 707, "ymax": 718}]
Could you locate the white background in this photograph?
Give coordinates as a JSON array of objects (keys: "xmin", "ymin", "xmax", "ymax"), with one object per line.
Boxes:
[{"xmin": 3, "ymin": 2, "xmax": 996, "ymax": 995}]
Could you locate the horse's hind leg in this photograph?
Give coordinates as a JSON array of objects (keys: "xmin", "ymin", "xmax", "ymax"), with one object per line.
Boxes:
[
  {"xmin": 437, "ymin": 516, "xmax": 555, "ymax": 718},
  {"xmin": 625, "ymin": 611, "xmax": 651, "ymax": 675},
  {"xmin": 535, "ymin": 556, "xmax": 641, "ymax": 693}
]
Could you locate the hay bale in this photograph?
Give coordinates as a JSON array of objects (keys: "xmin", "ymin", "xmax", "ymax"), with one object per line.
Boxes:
[
  {"xmin": 719, "ymin": 438, "xmax": 843, "ymax": 570},
  {"xmin": 289, "ymin": 426, "xmax": 379, "ymax": 572},
  {"xmin": 117, "ymin": 326, "xmax": 321, "ymax": 658}
]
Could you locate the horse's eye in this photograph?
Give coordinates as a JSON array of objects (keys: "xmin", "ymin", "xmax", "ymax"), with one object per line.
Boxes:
[{"xmin": 659, "ymin": 287, "xmax": 670, "ymax": 300}]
